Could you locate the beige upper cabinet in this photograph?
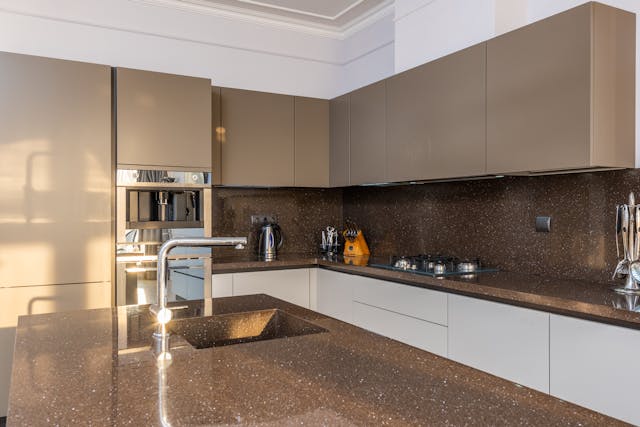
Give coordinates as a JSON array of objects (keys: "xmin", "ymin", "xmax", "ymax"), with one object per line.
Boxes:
[
  {"xmin": 0, "ymin": 52, "xmax": 112, "ymax": 287},
  {"xmin": 487, "ymin": 2, "xmax": 635, "ymax": 174},
  {"xmin": 294, "ymin": 97, "xmax": 330, "ymax": 187},
  {"xmin": 349, "ymin": 81, "xmax": 386, "ymax": 185},
  {"xmin": 115, "ymin": 68, "xmax": 212, "ymax": 171},
  {"xmin": 212, "ymin": 86, "xmax": 222, "ymax": 185},
  {"xmin": 386, "ymin": 44, "xmax": 487, "ymax": 182},
  {"xmin": 220, "ymin": 88, "xmax": 294, "ymax": 186},
  {"xmin": 329, "ymin": 94, "xmax": 350, "ymax": 187}
]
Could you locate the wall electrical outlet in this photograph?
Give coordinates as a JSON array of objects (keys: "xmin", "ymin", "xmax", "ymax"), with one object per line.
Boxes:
[
  {"xmin": 251, "ymin": 214, "xmax": 277, "ymax": 225},
  {"xmin": 535, "ymin": 216, "xmax": 551, "ymax": 232}
]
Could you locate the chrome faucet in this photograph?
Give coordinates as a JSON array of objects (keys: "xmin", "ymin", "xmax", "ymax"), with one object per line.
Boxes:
[{"xmin": 150, "ymin": 237, "xmax": 247, "ymax": 324}]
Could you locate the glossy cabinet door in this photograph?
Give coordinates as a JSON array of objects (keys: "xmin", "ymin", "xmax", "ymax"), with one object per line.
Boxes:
[
  {"xmin": 115, "ymin": 67, "xmax": 212, "ymax": 170},
  {"xmin": 0, "ymin": 52, "xmax": 112, "ymax": 288},
  {"xmin": 294, "ymin": 97, "xmax": 330, "ymax": 187},
  {"xmin": 349, "ymin": 81, "xmax": 386, "ymax": 185},
  {"xmin": 329, "ymin": 94, "xmax": 350, "ymax": 187},
  {"xmin": 448, "ymin": 294, "xmax": 550, "ymax": 393},
  {"xmin": 487, "ymin": 3, "xmax": 634, "ymax": 174},
  {"xmin": 211, "ymin": 273, "xmax": 233, "ymax": 298},
  {"xmin": 351, "ymin": 275, "xmax": 447, "ymax": 325},
  {"xmin": 230, "ymin": 269, "xmax": 310, "ymax": 308},
  {"xmin": 386, "ymin": 44, "xmax": 486, "ymax": 181},
  {"xmin": 350, "ymin": 274, "xmax": 448, "ymax": 356},
  {"xmin": 550, "ymin": 314, "xmax": 640, "ymax": 426},
  {"xmin": 315, "ymin": 269, "xmax": 353, "ymax": 323},
  {"xmin": 352, "ymin": 301, "xmax": 448, "ymax": 357},
  {"xmin": 211, "ymin": 86, "xmax": 223, "ymax": 185},
  {"xmin": 220, "ymin": 88, "xmax": 294, "ymax": 186}
]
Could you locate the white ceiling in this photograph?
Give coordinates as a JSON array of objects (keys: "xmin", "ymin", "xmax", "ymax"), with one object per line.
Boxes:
[{"xmin": 150, "ymin": 0, "xmax": 393, "ymax": 36}]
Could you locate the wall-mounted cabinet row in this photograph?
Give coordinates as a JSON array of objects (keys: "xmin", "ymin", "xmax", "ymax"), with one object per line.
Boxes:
[
  {"xmin": 329, "ymin": 2, "xmax": 634, "ymax": 186},
  {"xmin": 113, "ymin": 2, "xmax": 633, "ymax": 188}
]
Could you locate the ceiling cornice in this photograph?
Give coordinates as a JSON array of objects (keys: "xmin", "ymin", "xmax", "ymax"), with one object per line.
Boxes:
[
  {"xmin": 234, "ymin": 0, "xmax": 365, "ymax": 21},
  {"xmin": 130, "ymin": 0, "xmax": 394, "ymax": 40}
]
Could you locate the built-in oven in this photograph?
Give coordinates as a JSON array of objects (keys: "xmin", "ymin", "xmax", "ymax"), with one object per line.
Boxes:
[{"xmin": 115, "ymin": 169, "xmax": 212, "ymax": 306}]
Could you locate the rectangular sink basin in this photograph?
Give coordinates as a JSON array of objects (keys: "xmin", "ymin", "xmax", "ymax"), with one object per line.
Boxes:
[{"xmin": 168, "ymin": 309, "xmax": 327, "ymax": 349}]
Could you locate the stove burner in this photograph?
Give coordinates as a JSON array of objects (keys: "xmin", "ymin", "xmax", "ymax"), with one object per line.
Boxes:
[{"xmin": 379, "ymin": 255, "xmax": 495, "ymax": 277}]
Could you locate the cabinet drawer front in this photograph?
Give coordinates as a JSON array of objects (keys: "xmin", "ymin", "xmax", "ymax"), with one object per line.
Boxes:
[
  {"xmin": 212, "ymin": 273, "xmax": 233, "ymax": 298},
  {"xmin": 550, "ymin": 314, "xmax": 640, "ymax": 426},
  {"xmin": 232, "ymin": 269, "xmax": 310, "ymax": 308},
  {"xmin": 353, "ymin": 302, "xmax": 447, "ymax": 357},
  {"xmin": 448, "ymin": 294, "xmax": 549, "ymax": 393},
  {"xmin": 316, "ymin": 269, "xmax": 353, "ymax": 323},
  {"xmin": 352, "ymin": 276, "xmax": 447, "ymax": 325}
]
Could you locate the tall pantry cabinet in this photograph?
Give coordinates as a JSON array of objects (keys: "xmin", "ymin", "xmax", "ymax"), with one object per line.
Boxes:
[{"xmin": 0, "ymin": 52, "xmax": 112, "ymax": 416}]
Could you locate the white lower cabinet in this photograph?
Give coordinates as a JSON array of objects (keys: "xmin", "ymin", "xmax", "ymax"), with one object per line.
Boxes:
[
  {"xmin": 211, "ymin": 273, "xmax": 233, "ymax": 297},
  {"xmin": 171, "ymin": 270, "xmax": 205, "ymax": 301},
  {"xmin": 314, "ymin": 269, "xmax": 354, "ymax": 323},
  {"xmin": 351, "ymin": 275, "xmax": 447, "ymax": 325},
  {"xmin": 349, "ymin": 273, "xmax": 448, "ymax": 355},
  {"xmin": 213, "ymin": 269, "xmax": 310, "ymax": 308},
  {"xmin": 448, "ymin": 294, "xmax": 550, "ymax": 393},
  {"xmin": 550, "ymin": 314, "xmax": 640, "ymax": 425},
  {"xmin": 353, "ymin": 301, "xmax": 448, "ymax": 356}
]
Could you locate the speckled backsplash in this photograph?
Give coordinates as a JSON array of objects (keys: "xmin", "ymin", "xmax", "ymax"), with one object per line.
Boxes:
[
  {"xmin": 211, "ymin": 170, "xmax": 639, "ymax": 282},
  {"xmin": 343, "ymin": 169, "xmax": 640, "ymax": 283},
  {"xmin": 211, "ymin": 187, "xmax": 343, "ymax": 257}
]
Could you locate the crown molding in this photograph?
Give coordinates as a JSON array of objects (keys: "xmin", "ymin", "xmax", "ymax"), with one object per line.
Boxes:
[
  {"xmin": 234, "ymin": 0, "xmax": 365, "ymax": 21},
  {"xmin": 130, "ymin": 0, "xmax": 394, "ymax": 40},
  {"xmin": 0, "ymin": 4, "xmax": 392, "ymax": 66}
]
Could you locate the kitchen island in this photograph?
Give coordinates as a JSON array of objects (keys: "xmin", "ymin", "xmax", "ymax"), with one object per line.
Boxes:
[{"xmin": 8, "ymin": 294, "xmax": 623, "ymax": 426}]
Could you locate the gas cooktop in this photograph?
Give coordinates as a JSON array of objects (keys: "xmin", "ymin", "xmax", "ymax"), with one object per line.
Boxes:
[{"xmin": 370, "ymin": 255, "xmax": 498, "ymax": 277}]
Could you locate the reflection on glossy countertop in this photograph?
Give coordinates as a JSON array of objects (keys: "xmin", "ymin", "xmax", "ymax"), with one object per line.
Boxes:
[{"xmin": 8, "ymin": 295, "xmax": 624, "ymax": 426}]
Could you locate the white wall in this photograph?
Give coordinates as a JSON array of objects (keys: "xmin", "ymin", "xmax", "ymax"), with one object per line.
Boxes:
[
  {"xmin": 394, "ymin": 0, "xmax": 495, "ymax": 73},
  {"xmin": 338, "ymin": 12, "xmax": 395, "ymax": 94}
]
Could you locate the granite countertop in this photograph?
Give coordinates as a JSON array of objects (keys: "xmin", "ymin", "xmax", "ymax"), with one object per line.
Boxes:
[
  {"xmin": 8, "ymin": 295, "xmax": 625, "ymax": 426},
  {"xmin": 210, "ymin": 253, "xmax": 640, "ymax": 330}
]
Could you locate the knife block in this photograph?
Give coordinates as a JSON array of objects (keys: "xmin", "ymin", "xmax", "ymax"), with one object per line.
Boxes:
[{"xmin": 343, "ymin": 230, "xmax": 370, "ymax": 257}]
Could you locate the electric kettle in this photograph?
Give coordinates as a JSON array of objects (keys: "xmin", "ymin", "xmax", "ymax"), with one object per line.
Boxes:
[{"xmin": 258, "ymin": 223, "xmax": 283, "ymax": 261}]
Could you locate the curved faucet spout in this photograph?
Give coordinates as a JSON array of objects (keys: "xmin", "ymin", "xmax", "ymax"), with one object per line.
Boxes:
[{"xmin": 150, "ymin": 237, "xmax": 248, "ymax": 323}]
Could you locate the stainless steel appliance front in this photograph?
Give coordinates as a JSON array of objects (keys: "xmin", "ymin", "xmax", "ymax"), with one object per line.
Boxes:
[{"xmin": 115, "ymin": 169, "xmax": 212, "ymax": 306}]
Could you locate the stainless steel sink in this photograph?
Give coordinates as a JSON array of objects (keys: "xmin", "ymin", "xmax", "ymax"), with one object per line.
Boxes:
[{"xmin": 168, "ymin": 309, "xmax": 327, "ymax": 349}]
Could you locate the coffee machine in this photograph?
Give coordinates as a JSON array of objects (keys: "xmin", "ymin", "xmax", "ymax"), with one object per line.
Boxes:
[
  {"xmin": 258, "ymin": 223, "xmax": 283, "ymax": 261},
  {"xmin": 115, "ymin": 169, "xmax": 212, "ymax": 306}
]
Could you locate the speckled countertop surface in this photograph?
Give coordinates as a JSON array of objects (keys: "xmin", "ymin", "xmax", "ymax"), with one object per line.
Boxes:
[
  {"xmin": 211, "ymin": 253, "xmax": 640, "ymax": 330},
  {"xmin": 8, "ymin": 295, "xmax": 626, "ymax": 426}
]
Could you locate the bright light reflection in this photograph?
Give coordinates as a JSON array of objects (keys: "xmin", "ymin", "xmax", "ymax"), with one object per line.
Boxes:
[{"xmin": 137, "ymin": 288, "xmax": 148, "ymax": 305}]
